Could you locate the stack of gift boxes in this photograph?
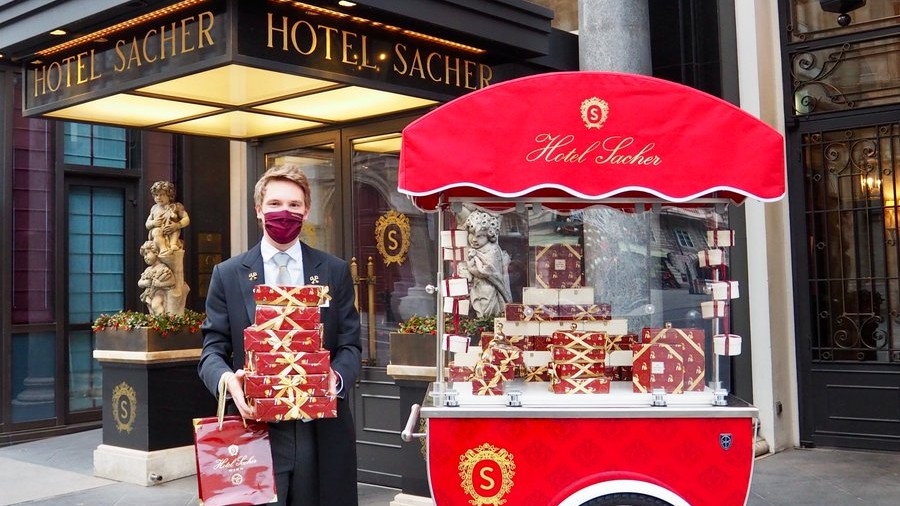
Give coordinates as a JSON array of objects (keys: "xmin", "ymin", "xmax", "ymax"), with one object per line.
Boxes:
[
  {"xmin": 242, "ymin": 285, "xmax": 337, "ymax": 421},
  {"xmin": 439, "ymin": 232, "xmax": 720, "ymax": 396},
  {"xmin": 444, "ymin": 283, "xmax": 710, "ymax": 396},
  {"xmin": 446, "ymin": 286, "xmax": 632, "ymax": 395},
  {"xmin": 702, "ymin": 229, "xmax": 741, "ymax": 357},
  {"xmin": 549, "ymin": 326, "xmax": 610, "ymax": 394}
]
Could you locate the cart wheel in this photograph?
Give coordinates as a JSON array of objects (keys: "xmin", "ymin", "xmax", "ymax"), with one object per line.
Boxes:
[{"xmin": 581, "ymin": 493, "xmax": 673, "ymax": 506}]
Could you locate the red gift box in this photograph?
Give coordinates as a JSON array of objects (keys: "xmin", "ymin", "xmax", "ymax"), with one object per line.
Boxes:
[
  {"xmin": 243, "ymin": 373, "xmax": 330, "ymax": 398},
  {"xmin": 252, "ymin": 284, "xmax": 331, "ymax": 307},
  {"xmin": 504, "ymin": 303, "xmax": 559, "ymax": 322},
  {"xmin": 550, "ymin": 375, "xmax": 610, "ymax": 394},
  {"xmin": 605, "ymin": 366, "xmax": 633, "ymax": 381},
  {"xmin": 472, "ymin": 364, "xmax": 506, "ymax": 396},
  {"xmin": 508, "ymin": 335, "xmax": 549, "ymax": 351},
  {"xmin": 552, "ymin": 346, "xmax": 606, "ymax": 363},
  {"xmin": 550, "ymin": 361, "xmax": 607, "ymax": 379},
  {"xmin": 550, "ymin": 330, "xmax": 606, "ymax": 349},
  {"xmin": 243, "ymin": 326, "xmax": 323, "ymax": 353},
  {"xmin": 448, "ymin": 364, "xmax": 476, "ymax": 382},
  {"xmin": 247, "ymin": 350, "xmax": 331, "ymax": 376},
  {"xmin": 254, "ymin": 305, "xmax": 320, "ymax": 330},
  {"xmin": 605, "ymin": 333, "xmax": 636, "ymax": 352},
  {"xmin": 557, "ymin": 303, "xmax": 611, "ymax": 321},
  {"xmin": 632, "ymin": 342, "xmax": 685, "ymax": 394},
  {"xmin": 534, "ymin": 244, "xmax": 583, "ymax": 288},
  {"xmin": 479, "ymin": 332, "xmax": 495, "ymax": 351},
  {"xmin": 642, "ymin": 326, "xmax": 705, "ymax": 392},
  {"xmin": 488, "ymin": 346, "xmax": 524, "ymax": 371},
  {"xmin": 250, "ymin": 395, "xmax": 337, "ymax": 422},
  {"xmin": 478, "ymin": 360, "xmax": 515, "ymax": 381},
  {"xmin": 521, "ymin": 365, "xmax": 551, "ymax": 382}
]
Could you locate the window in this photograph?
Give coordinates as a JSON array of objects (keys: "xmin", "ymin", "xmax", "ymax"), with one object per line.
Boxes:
[
  {"xmin": 674, "ymin": 229, "xmax": 694, "ymax": 248},
  {"xmin": 12, "ymin": 77, "xmax": 54, "ymax": 324},
  {"xmin": 804, "ymin": 124, "xmax": 900, "ymax": 362},
  {"xmin": 63, "ymin": 123, "xmax": 131, "ymax": 168},
  {"xmin": 68, "ymin": 186, "xmax": 126, "ymax": 323},
  {"xmin": 67, "ymin": 185, "xmax": 126, "ymax": 413}
]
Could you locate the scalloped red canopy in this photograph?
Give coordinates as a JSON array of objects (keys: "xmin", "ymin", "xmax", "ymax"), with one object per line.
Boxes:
[{"xmin": 398, "ymin": 71, "xmax": 785, "ymax": 211}]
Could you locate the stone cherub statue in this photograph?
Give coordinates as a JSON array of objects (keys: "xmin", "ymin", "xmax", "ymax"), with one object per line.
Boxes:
[
  {"xmin": 141, "ymin": 181, "xmax": 190, "ymax": 315},
  {"xmin": 459, "ymin": 209, "xmax": 512, "ymax": 318}
]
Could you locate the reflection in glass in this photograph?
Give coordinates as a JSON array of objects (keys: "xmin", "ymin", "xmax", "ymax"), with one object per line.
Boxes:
[
  {"xmin": 791, "ymin": 36, "xmax": 900, "ymax": 115},
  {"xmin": 69, "ymin": 330, "xmax": 102, "ymax": 411},
  {"xmin": 350, "ymin": 132, "xmax": 438, "ymax": 365},
  {"xmin": 11, "ymin": 332, "xmax": 56, "ymax": 423},
  {"xmin": 788, "ymin": 0, "xmax": 900, "ymax": 42},
  {"xmin": 266, "ymin": 145, "xmax": 338, "ymax": 255}
]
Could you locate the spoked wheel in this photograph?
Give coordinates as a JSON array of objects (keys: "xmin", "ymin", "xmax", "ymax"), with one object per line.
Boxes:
[{"xmin": 581, "ymin": 493, "xmax": 674, "ymax": 506}]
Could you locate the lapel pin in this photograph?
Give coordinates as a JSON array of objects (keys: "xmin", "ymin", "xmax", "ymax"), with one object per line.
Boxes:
[
  {"xmin": 309, "ymin": 275, "xmax": 319, "ymax": 284},
  {"xmin": 249, "ymin": 272, "xmax": 258, "ymax": 281}
]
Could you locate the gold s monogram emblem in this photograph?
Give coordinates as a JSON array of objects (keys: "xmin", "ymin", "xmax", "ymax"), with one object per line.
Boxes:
[
  {"xmin": 458, "ymin": 443, "xmax": 515, "ymax": 505},
  {"xmin": 112, "ymin": 381, "xmax": 138, "ymax": 433},
  {"xmin": 374, "ymin": 210, "xmax": 411, "ymax": 266},
  {"xmin": 580, "ymin": 97, "xmax": 609, "ymax": 129}
]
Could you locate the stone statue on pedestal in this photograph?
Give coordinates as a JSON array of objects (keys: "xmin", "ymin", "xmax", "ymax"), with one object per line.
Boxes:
[{"xmin": 141, "ymin": 181, "xmax": 190, "ymax": 315}]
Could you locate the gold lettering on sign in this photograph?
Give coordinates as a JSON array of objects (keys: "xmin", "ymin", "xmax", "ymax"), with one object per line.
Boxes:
[
  {"xmin": 33, "ymin": 50, "xmax": 101, "ymax": 96},
  {"xmin": 266, "ymin": 11, "xmax": 491, "ymax": 90},
  {"xmin": 32, "ymin": 11, "xmax": 215, "ymax": 99},
  {"xmin": 526, "ymin": 135, "xmax": 662, "ymax": 167},
  {"xmin": 393, "ymin": 43, "xmax": 492, "ymax": 90},
  {"xmin": 114, "ymin": 11, "xmax": 214, "ymax": 71}
]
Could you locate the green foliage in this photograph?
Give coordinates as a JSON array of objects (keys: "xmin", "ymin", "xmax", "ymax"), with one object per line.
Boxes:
[
  {"xmin": 397, "ymin": 313, "xmax": 496, "ymax": 337},
  {"xmin": 92, "ymin": 309, "xmax": 206, "ymax": 335}
]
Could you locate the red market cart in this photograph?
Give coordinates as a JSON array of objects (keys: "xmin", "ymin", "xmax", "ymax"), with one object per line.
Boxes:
[{"xmin": 396, "ymin": 71, "xmax": 785, "ymax": 506}]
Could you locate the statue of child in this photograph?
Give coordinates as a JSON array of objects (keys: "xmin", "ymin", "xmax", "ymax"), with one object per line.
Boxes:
[
  {"xmin": 462, "ymin": 210, "xmax": 512, "ymax": 318},
  {"xmin": 138, "ymin": 240, "xmax": 176, "ymax": 316},
  {"xmin": 146, "ymin": 181, "xmax": 190, "ymax": 255}
]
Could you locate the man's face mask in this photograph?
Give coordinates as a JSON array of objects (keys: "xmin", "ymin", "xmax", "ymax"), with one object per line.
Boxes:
[{"xmin": 264, "ymin": 209, "xmax": 304, "ymax": 244}]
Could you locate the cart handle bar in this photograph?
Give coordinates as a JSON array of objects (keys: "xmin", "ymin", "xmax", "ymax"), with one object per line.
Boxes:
[{"xmin": 401, "ymin": 404, "xmax": 426, "ymax": 442}]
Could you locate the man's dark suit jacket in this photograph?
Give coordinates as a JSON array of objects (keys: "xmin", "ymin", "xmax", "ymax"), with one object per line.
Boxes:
[{"xmin": 198, "ymin": 241, "xmax": 362, "ymax": 505}]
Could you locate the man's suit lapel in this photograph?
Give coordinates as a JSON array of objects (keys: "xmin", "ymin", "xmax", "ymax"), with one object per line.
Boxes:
[
  {"xmin": 240, "ymin": 245, "xmax": 265, "ymax": 324},
  {"xmin": 300, "ymin": 242, "xmax": 326, "ymax": 287}
]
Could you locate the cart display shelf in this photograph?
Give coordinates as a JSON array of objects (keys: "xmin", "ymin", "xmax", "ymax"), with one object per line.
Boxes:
[
  {"xmin": 396, "ymin": 70, "xmax": 785, "ymax": 506},
  {"xmin": 423, "ymin": 381, "xmax": 758, "ymax": 417}
]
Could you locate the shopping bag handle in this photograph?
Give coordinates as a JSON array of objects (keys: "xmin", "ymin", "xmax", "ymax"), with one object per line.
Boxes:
[{"xmin": 216, "ymin": 374, "xmax": 228, "ymax": 430}]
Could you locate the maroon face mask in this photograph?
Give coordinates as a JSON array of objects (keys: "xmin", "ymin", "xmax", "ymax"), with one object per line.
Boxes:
[{"xmin": 264, "ymin": 210, "xmax": 304, "ymax": 244}]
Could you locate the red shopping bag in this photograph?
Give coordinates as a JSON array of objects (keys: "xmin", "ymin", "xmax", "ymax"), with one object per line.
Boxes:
[{"xmin": 193, "ymin": 379, "xmax": 277, "ymax": 505}]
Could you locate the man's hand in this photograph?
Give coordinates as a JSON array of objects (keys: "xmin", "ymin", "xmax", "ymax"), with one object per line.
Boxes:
[
  {"xmin": 327, "ymin": 368, "xmax": 338, "ymax": 399},
  {"xmin": 226, "ymin": 369, "xmax": 256, "ymax": 419}
]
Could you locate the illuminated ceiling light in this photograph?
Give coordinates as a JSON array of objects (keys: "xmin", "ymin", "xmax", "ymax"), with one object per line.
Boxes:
[
  {"xmin": 49, "ymin": 29, "xmax": 67, "ymax": 36},
  {"xmin": 254, "ymin": 86, "xmax": 435, "ymax": 122},
  {"xmin": 338, "ymin": 1, "xmax": 357, "ymax": 6},
  {"xmin": 44, "ymin": 94, "xmax": 220, "ymax": 126},
  {"xmin": 158, "ymin": 110, "xmax": 324, "ymax": 139},
  {"xmin": 137, "ymin": 65, "xmax": 337, "ymax": 106}
]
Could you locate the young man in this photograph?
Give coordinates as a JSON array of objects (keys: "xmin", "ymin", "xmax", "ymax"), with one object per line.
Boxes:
[{"xmin": 198, "ymin": 165, "xmax": 362, "ymax": 506}]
